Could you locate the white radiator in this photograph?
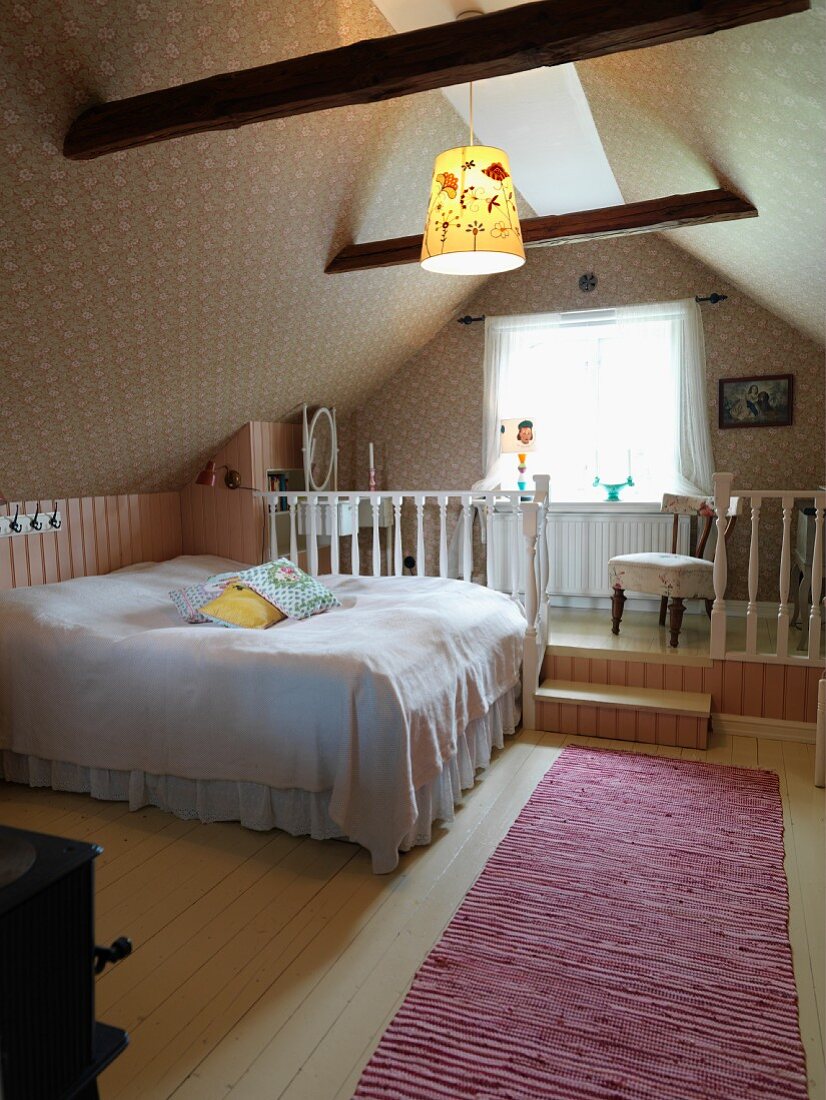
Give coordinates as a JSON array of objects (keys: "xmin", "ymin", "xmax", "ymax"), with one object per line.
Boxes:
[{"xmin": 488, "ymin": 508, "xmax": 690, "ymax": 599}]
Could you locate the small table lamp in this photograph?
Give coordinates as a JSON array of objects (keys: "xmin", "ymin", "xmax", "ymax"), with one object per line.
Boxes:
[{"xmin": 500, "ymin": 418, "xmax": 537, "ymax": 492}]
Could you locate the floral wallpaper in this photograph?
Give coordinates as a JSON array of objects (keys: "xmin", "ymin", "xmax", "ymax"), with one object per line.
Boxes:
[
  {"xmin": 576, "ymin": 0, "xmax": 825, "ymax": 345},
  {"xmin": 345, "ymin": 232, "xmax": 824, "ymax": 601},
  {"xmin": 0, "ymin": 0, "xmax": 822, "ymax": 507},
  {"xmin": 0, "ymin": 0, "xmax": 486, "ymax": 500}
]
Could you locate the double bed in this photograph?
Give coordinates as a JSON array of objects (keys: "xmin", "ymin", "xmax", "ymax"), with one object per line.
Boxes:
[{"xmin": 0, "ymin": 554, "xmax": 527, "ymax": 872}]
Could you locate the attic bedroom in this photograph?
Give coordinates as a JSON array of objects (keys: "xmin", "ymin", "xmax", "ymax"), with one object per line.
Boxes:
[{"xmin": 0, "ymin": 1, "xmax": 824, "ymax": 1098}]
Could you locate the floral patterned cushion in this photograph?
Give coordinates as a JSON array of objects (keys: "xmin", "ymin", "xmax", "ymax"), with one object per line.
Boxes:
[
  {"xmin": 660, "ymin": 493, "xmax": 743, "ymax": 517},
  {"xmin": 233, "ymin": 558, "xmax": 340, "ymax": 620},
  {"xmin": 661, "ymin": 493, "xmax": 714, "ymax": 516},
  {"xmin": 608, "ymin": 553, "xmax": 714, "ymax": 599}
]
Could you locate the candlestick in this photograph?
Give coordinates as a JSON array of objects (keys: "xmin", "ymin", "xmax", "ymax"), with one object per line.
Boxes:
[{"xmin": 368, "ymin": 442, "xmax": 375, "ymax": 468}]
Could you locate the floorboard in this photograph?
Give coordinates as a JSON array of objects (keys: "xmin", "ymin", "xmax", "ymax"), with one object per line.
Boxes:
[{"xmin": 0, "ymin": 727, "xmax": 822, "ymax": 1100}]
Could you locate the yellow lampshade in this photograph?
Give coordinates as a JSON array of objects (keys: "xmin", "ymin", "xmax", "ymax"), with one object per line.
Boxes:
[{"xmin": 420, "ymin": 145, "xmax": 525, "ymax": 275}]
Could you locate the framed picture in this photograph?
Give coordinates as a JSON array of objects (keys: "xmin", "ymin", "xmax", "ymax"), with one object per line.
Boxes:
[{"xmin": 718, "ymin": 374, "xmax": 793, "ymax": 429}]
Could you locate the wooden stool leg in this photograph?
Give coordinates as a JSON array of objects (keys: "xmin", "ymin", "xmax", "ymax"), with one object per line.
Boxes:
[
  {"xmin": 659, "ymin": 595, "xmax": 668, "ymax": 626},
  {"xmin": 611, "ymin": 585, "xmax": 626, "ymax": 635},
  {"xmin": 668, "ymin": 597, "xmax": 685, "ymax": 648}
]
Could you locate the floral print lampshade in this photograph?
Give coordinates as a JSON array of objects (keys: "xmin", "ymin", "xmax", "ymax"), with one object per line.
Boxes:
[{"xmin": 420, "ymin": 146, "xmax": 526, "ymax": 275}]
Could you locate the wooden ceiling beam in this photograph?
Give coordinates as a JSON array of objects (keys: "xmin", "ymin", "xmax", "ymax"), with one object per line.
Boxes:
[
  {"xmin": 64, "ymin": 0, "xmax": 808, "ymax": 160},
  {"xmin": 324, "ymin": 189, "xmax": 758, "ymax": 273}
]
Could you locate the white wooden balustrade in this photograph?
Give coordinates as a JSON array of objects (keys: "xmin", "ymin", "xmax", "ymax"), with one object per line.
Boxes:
[
  {"xmin": 710, "ymin": 472, "xmax": 825, "ymax": 665},
  {"xmin": 263, "ymin": 478, "xmax": 551, "ymax": 726}
]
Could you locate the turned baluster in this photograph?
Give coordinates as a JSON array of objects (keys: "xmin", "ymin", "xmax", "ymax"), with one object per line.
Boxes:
[
  {"xmin": 511, "ymin": 500, "xmax": 521, "ymax": 601},
  {"xmin": 415, "ymin": 494, "xmax": 426, "ymax": 576},
  {"xmin": 808, "ymin": 496, "xmax": 824, "ymax": 661},
  {"xmin": 485, "ymin": 493, "xmax": 495, "ymax": 588},
  {"xmin": 709, "ymin": 472, "xmax": 733, "ymax": 659},
  {"xmin": 392, "ymin": 494, "xmax": 403, "ymax": 577},
  {"xmin": 307, "ymin": 496, "xmax": 319, "ymax": 576},
  {"xmin": 371, "ymin": 495, "xmax": 382, "ymax": 577},
  {"xmin": 350, "ymin": 495, "xmax": 360, "ymax": 576},
  {"xmin": 289, "ymin": 494, "xmax": 299, "ymax": 564},
  {"xmin": 437, "ymin": 494, "xmax": 449, "ymax": 579},
  {"xmin": 776, "ymin": 494, "xmax": 794, "ymax": 659},
  {"xmin": 745, "ymin": 495, "xmax": 761, "ymax": 655},
  {"xmin": 461, "ymin": 494, "xmax": 473, "ymax": 582},
  {"xmin": 329, "ymin": 494, "xmax": 340, "ymax": 574}
]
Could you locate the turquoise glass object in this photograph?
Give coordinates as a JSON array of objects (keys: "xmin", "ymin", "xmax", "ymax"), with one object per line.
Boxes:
[{"xmin": 593, "ymin": 475, "xmax": 634, "ymax": 502}]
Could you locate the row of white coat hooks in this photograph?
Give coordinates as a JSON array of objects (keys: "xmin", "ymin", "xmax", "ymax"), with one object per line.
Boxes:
[{"xmin": 0, "ymin": 504, "xmax": 62, "ymax": 538}]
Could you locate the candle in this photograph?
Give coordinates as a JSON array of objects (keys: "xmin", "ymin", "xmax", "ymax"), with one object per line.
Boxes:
[{"xmin": 368, "ymin": 442, "xmax": 375, "ymax": 469}]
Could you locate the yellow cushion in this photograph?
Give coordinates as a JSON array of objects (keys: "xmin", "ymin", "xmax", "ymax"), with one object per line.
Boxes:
[{"xmin": 200, "ymin": 583, "xmax": 286, "ymax": 629}]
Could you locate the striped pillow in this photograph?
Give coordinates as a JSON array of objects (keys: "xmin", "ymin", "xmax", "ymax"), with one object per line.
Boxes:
[{"xmin": 169, "ymin": 574, "xmax": 239, "ymax": 624}]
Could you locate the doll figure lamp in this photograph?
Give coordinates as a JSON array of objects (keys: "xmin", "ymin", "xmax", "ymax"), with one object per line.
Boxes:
[{"xmin": 500, "ymin": 418, "xmax": 537, "ymax": 492}]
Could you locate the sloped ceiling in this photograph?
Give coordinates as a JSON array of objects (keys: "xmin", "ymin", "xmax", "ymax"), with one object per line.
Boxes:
[
  {"xmin": 0, "ymin": 0, "xmax": 822, "ymax": 500},
  {"xmin": 0, "ymin": 0, "xmax": 486, "ymax": 499},
  {"xmin": 575, "ymin": 0, "xmax": 825, "ymax": 344}
]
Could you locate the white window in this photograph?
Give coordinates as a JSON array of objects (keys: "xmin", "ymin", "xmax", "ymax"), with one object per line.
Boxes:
[{"xmin": 479, "ymin": 301, "xmax": 714, "ymax": 501}]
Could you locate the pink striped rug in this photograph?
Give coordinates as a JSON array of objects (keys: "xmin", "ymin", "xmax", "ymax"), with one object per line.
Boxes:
[{"xmin": 355, "ymin": 747, "xmax": 808, "ymax": 1100}]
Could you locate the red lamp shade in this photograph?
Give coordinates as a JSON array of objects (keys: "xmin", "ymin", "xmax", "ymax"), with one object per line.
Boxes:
[{"xmin": 196, "ymin": 461, "xmax": 217, "ymax": 487}]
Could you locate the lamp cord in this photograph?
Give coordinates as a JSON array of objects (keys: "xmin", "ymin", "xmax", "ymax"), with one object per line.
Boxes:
[{"xmin": 469, "ymin": 81, "xmax": 474, "ymax": 146}]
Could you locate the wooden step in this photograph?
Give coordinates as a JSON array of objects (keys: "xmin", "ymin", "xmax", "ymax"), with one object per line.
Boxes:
[
  {"xmin": 534, "ymin": 680, "xmax": 711, "ymax": 749},
  {"xmin": 536, "ymin": 680, "xmax": 711, "ymax": 717}
]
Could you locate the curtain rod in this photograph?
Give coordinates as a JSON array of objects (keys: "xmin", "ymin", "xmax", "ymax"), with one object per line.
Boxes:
[{"xmin": 457, "ymin": 294, "xmax": 727, "ymax": 326}]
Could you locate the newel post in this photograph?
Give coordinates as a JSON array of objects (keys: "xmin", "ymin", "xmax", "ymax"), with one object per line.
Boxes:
[
  {"xmin": 533, "ymin": 474, "xmax": 551, "ymax": 642},
  {"xmin": 710, "ymin": 471, "xmax": 733, "ymax": 660},
  {"xmin": 522, "ymin": 501, "xmax": 539, "ymax": 731}
]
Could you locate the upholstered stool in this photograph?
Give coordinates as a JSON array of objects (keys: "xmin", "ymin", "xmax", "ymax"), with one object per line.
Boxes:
[
  {"xmin": 609, "ymin": 553, "xmax": 714, "ymax": 647},
  {"xmin": 608, "ymin": 494, "xmax": 739, "ymax": 648}
]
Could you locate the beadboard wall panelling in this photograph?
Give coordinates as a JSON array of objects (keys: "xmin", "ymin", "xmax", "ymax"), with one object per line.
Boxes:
[
  {"xmin": 534, "ymin": 699, "xmax": 707, "ymax": 749},
  {"xmin": 180, "ymin": 421, "xmax": 302, "ymax": 564},
  {"xmin": 345, "ymin": 233, "xmax": 824, "ymax": 602},
  {"xmin": 249, "ymin": 421, "xmax": 303, "ymax": 492},
  {"xmin": 0, "ymin": 493, "xmax": 182, "ymax": 590},
  {"xmin": 542, "ymin": 652, "xmax": 821, "ymax": 725}
]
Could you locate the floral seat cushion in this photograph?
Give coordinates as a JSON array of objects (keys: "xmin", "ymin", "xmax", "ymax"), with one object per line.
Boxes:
[{"xmin": 608, "ymin": 553, "xmax": 713, "ymax": 600}]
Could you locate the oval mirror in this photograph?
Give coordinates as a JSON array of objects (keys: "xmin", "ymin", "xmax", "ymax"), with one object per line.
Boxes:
[{"xmin": 306, "ymin": 406, "xmax": 336, "ymax": 492}]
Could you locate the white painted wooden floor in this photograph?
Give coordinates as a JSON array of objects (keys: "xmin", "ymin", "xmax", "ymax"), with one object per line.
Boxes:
[
  {"xmin": 0, "ymin": 731, "xmax": 823, "ymax": 1100},
  {"xmin": 549, "ymin": 604, "xmax": 821, "ymax": 659}
]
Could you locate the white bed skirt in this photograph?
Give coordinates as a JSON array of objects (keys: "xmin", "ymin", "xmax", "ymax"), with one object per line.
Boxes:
[{"xmin": 1, "ymin": 686, "xmax": 520, "ymax": 872}]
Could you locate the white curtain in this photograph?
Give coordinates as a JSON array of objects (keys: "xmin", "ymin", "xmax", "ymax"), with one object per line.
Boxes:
[
  {"xmin": 475, "ymin": 311, "xmax": 564, "ymax": 492},
  {"xmin": 475, "ymin": 300, "xmax": 714, "ymax": 497},
  {"xmin": 613, "ymin": 299, "xmax": 714, "ymax": 496}
]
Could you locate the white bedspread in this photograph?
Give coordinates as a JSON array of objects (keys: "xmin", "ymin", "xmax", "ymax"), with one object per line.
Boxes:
[{"xmin": 0, "ymin": 556, "xmax": 525, "ymax": 871}]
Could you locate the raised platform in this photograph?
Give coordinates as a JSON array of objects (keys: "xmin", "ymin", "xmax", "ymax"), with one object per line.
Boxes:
[
  {"xmin": 535, "ymin": 608, "xmax": 819, "ymax": 749},
  {"xmin": 547, "ymin": 604, "xmax": 803, "ymax": 661}
]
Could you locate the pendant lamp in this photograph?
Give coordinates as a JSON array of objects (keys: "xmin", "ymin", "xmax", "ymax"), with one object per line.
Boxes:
[{"xmin": 420, "ymin": 18, "xmax": 525, "ymax": 276}]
